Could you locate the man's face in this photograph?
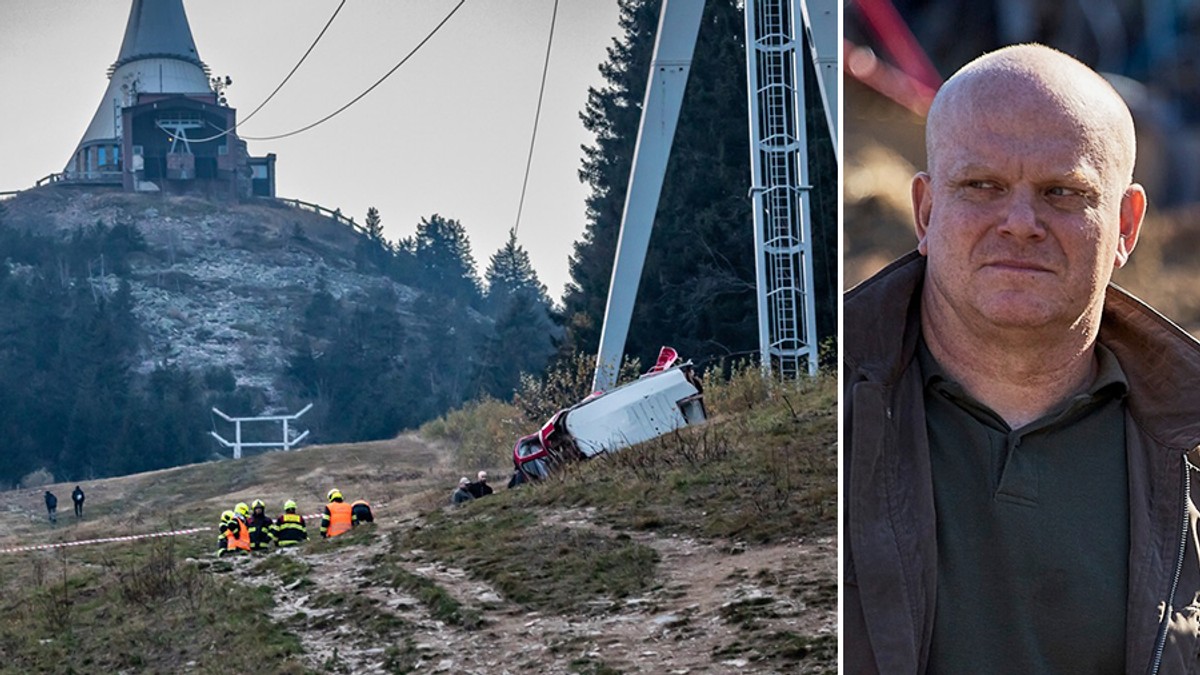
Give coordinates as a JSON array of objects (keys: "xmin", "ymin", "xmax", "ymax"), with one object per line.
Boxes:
[{"xmin": 913, "ymin": 87, "xmax": 1144, "ymax": 332}]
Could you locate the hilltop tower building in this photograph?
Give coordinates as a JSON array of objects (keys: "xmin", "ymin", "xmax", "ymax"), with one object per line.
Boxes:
[{"xmin": 63, "ymin": 0, "xmax": 275, "ymax": 199}]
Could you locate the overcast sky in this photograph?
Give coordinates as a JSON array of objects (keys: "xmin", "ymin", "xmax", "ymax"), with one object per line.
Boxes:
[{"xmin": 0, "ymin": 0, "xmax": 624, "ymax": 301}]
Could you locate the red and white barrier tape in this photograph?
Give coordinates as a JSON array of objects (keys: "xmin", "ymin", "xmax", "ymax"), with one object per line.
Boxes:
[{"xmin": 0, "ymin": 511, "xmax": 329, "ymax": 556}]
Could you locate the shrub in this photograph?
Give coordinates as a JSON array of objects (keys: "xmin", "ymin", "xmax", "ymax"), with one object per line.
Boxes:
[
  {"xmin": 512, "ymin": 352, "xmax": 642, "ymax": 423},
  {"xmin": 420, "ymin": 398, "xmax": 528, "ymax": 470},
  {"xmin": 19, "ymin": 468, "xmax": 55, "ymax": 489}
]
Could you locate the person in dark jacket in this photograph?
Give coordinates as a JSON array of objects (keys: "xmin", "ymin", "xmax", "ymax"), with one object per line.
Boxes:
[
  {"xmin": 350, "ymin": 498, "xmax": 374, "ymax": 525},
  {"xmin": 467, "ymin": 471, "xmax": 493, "ymax": 499},
  {"xmin": 451, "ymin": 477, "xmax": 474, "ymax": 506},
  {"xmin": 246, "ymin": 499, "xmax": 275, "ymax": 552},
  {"xmin": 44, "ymin": 490, "xmax": 57, "ymax": 524},
  {"xmin": 71, "ymin": 485, "xmax": 85, "ymax": 518},
  {"xmin": 274, "ymin": 500, "xmax": 308, "ymax": 548},
  {"xmin": 844, "ymin": 44, "xmax": 1200, "ymax": 673}
]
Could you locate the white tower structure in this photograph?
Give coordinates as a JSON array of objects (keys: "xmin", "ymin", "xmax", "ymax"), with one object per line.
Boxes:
[
  {"xmin": 591, "ymin": 0, "xmax": 838, "ymax": 391},
  {"xmin": 744, "ymin": 0, "xmax": 836, "ymax": 377},
  {"xmin": 65, "ymin": 0, "xmax": 212, "ymax": 181}
]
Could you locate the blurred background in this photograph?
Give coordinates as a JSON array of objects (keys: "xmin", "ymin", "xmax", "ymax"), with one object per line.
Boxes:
[{"xmin": 843, "ymin": 0, "xmax": 1200, "ymax": 336}]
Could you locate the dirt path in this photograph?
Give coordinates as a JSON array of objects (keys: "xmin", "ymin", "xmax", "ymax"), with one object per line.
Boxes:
[{"xmin": 252, "ymin": 507, "xmax": 836, "ymax": 674}]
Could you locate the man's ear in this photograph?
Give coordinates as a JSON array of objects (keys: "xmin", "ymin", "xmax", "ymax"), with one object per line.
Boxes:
[
  {"xmin": 1114, "ymin": 184, "xmax": 1146, "ymax": 269},
  {"xmin": 912, "ymin": 172, "xmax": 933, "ymax": 256}
]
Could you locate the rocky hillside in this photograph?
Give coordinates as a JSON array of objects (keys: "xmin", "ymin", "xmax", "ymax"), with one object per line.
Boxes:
[
  {"xmin": 2, "ymin": 187, "xmax": 415, "ymax": 405},
  {"xmin": 0, "ymin": 368, "xmax": 838, "ymax": 673}
]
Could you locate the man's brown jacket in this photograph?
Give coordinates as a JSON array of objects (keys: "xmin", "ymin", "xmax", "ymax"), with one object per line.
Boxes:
[{"xmin": 844, "ymin": 252, "xmax": 1200, "ymax": 673}]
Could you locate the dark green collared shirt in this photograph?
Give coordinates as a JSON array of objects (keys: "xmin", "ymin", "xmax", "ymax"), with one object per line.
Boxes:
[{"xmin": 922, "ymin": 341, "xmax": 1130, "ymax": 675}]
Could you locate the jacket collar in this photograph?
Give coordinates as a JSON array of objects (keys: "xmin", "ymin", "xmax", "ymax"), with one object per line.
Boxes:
[{"xmin": 845, "ymin": 252, "xmax": 1200, "ymax": 449}]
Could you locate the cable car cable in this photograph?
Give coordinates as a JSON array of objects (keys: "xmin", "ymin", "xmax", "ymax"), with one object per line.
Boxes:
[
  {"xmin": 186, "ymin": 0, "xmax": 348, "ymax": 143},
  {"xmin": 512, "ymin": 0, "xmax": 560, "ymax": 237},
  {"xmin": 239, "ymin": 0, "xmax": 468, "ymax": 142}
]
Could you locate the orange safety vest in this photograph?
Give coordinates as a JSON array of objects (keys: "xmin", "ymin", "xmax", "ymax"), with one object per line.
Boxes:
[
  {"xmin": 326, "ymin": 501, "xmax": 353, "ymax": 538},
  {"xmin": 228, "ymin": 517, "xmax": 251, "ymax": 551}
]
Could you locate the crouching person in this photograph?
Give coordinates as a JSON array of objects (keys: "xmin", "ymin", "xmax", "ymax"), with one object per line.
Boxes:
[
  {"xmin": 321, "ymin": 489, "xmax": 356, "ymax": 538},
  {"xmin": 351, "ymin": 498, "xmax": 374, "ymax": 525},
  {"xmin": 275, "ymin": 499, "xmax": 308, "ymax": 548},
  {"xmin": 247, "ymin": 499, "xmax": 276, "ymax": 553},
  {"xmin": 451, "ymin": 477, "xmax": 474, "ymax": 506},
  {"xmin": 219, "ymin": 510, "xmax": 249, "ymax": 557}
]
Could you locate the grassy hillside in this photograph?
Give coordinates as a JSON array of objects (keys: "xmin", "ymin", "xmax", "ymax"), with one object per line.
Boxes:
[{"xmin": 0, "ymin": 369, "xmax": 836, "ymax": 674}]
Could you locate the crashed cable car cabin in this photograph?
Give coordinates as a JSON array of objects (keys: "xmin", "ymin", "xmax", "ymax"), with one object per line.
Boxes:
[
  {"xmin": 60, "ymin": 0, "xmax": 275, "ymax": 199},
  {"xmin": 512, "ymin": 351, "xmax": 707, "ymax": 482}
]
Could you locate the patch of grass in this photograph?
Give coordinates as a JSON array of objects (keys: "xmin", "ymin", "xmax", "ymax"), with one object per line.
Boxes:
[
  {"xmin": 309, "ymin": 591, "xmax": 409, "ymax": 639},
  {"xmin": 368, "ymin": 557, "xmax": 482, "ymax": 629},
  {"xmin": 568, "ymin": 658, "xmax": 624, "ymax": 675},
  {"xmin": 762, "ymin": 632, "xmax": 838, "ymax": 673},
  {"xmin": 253, "ymin": 554, "xmax": 312, "ymax": 586},
  {"xmin": 305, "ymin": 523, "xmax": 376, "ymax": 552},
  {"xmin": 719, "ymin": 595, "xmax": 781, "ymax": 628},
  {"xmin": 396, "ymin": 509, "xmax": 659, "ymax": 615},
  {"xmin": 382, "ymin": 639, "xmax": 421, "ymax": 674},
  {"xmin": 0, "ymin": 540, "xmax": 306, "ymax": 673}
]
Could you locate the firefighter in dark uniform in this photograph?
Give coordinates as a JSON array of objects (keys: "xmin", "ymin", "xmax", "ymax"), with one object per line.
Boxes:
[
  {"xmin": 246, "ymin": 499, "xmax": 276, "ymax": 552},
  {"xmin": 274, "ymin": 499, "xmax": 308, "ymax": 548},
  {"xmin": 350, "ymin": 498, "xmax": 374, "ymax": 525}
]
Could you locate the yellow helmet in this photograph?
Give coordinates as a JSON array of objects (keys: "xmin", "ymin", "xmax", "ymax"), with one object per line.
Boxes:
[
  {"xmin": 220, "ymin": 510, "xmax": 235, "ymax": 523},
  {"xmin": 235, "ymin": 502, "xmax": 249, "ymax": 517},
  {"xmin": 327, "ymin": 489, "xmax": 342, "ymax": 502},
  {"xmin": 284, "ymin": 499, "xmax": 297, "ymax": 512},
  {"xmin": 251, "ymin": 499, "xmax": 265, "ymax": 511}
]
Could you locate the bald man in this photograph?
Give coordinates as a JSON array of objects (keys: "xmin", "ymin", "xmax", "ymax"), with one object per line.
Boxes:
[{"xmin": 844, "ymin": 44, "xmax": 1200, "ymax": 673}]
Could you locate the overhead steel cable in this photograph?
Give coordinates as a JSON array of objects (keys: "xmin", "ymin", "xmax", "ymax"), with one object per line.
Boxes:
[
  {"xmin": 186, "ymin": 0, "xmax": 349, "ymax": 143},
  {"xmin": 512, "ymin": 0, "xmax": 561, "ymax": 237},
  {"xmin": 239, "ymin": 0, "xmax": 469, "ymax": 142}
]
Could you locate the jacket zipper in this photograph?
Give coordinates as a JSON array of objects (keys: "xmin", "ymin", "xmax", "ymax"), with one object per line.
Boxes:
[{"xmin": 1149, "ymin": 457, "xmax": 1190, "ymax": 675}]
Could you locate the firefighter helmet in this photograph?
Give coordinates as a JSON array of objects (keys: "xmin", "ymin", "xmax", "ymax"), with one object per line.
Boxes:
[
  {"xmin": 235, "ymin": 502, "xmax": 249, "ymax": 518},
  {"xmin": 251, "ymin": 498, "xmax": 265, "ymax": 511},
  {"xmin": 284, "ymin": 499, "xmax": 297, "ymax": 512},
  {"xmin": 327, "ymin": 489, "xmax": 342, "ymax": 502}
]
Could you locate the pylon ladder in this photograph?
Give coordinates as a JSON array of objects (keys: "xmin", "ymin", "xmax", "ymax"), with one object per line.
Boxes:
[{"xmin": 745, "ymin": 0, "xmax": 819, "ymax": 377}]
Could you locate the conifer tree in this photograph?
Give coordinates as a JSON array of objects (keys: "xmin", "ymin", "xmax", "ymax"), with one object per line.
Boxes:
[
  {"xmin": 478, "ymin": 231, "xmax": 558, "ymax": 398},
  {"xmin": 412, "ymin": 214, "xmax": 482, "ymax": 307}
]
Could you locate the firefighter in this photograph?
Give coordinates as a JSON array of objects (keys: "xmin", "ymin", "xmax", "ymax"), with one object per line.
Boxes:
[
  {"xmin": 274, "ymin": 499, "xmax": 308, "ymax": 547},
  {"xmin": 320, "ymin": 488, "xmax": 356, "ymax": 538},
  {"xmin": 247, "ymin": 499, "xmax": 275, "ymax": 552},
  {"xmin": 350, "ymin": 498, "xmax": 374, "ymax": 525},
  {"xmin": 222, "ymin": 508, "xmax": 250, "ymax": 555},
  {"xmin": 216, "ymin": 510, "xmax": 236, "ymax": 557}
]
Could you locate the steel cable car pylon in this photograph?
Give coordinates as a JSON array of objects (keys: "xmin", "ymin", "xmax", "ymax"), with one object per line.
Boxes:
[{"xmin": 592, "ymin": 0, "xmax": 839, "ymax": 391}]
